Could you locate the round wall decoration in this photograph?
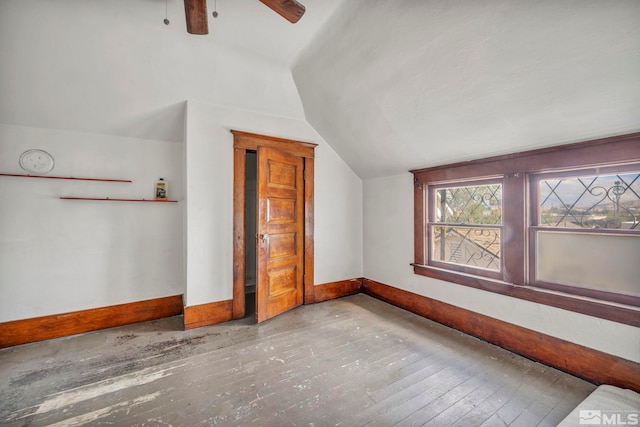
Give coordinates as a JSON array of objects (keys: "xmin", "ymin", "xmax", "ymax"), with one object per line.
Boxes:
[{"xmin": 19, "ymin": 149, "xmax": 55, "ymax": 174}]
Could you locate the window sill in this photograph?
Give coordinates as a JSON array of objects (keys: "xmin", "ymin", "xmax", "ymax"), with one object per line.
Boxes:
[{"xmin": 412, "ymin": 263, "xmax": 640, "ymax": 327}]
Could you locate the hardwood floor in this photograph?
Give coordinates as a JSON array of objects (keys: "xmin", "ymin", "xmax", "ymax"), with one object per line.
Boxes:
[{"xmin": 0, "ymin": 294, "xmax": 595, "ymax": 426}]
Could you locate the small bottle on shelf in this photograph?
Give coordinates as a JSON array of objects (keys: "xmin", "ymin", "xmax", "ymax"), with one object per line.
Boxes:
[{"xmin": 155, "ymin": 178, "xmax": 168, "ymax": 201}]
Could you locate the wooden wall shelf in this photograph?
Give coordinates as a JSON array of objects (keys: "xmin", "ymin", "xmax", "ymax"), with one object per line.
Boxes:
[
  {"xmin": 0, "ymin": 173, "xmax": 131, "ymax": 183},
  {"xmin": 4, "ymin": 173, "xmax": 178, "ymax": 203},
  {"xmin": 60, "ymin": 197, "xmax": 178, "ymax": 203}
]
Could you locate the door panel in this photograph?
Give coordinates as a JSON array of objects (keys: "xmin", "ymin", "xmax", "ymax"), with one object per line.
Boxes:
[
  {"xmin": 267, "ymin": 198, "xmax": 297, "ymax": 223},
  {"xmin": 256, "ymin": 146, "xmax": 305, "ymax": 322},
  {"xmin": 268, "ymin": 233, "xmax": 296, "ymax": 259}
]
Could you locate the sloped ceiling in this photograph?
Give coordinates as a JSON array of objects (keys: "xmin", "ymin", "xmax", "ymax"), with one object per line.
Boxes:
[
  {"xmin": 2, "ymin": 1, "xmax": 639, "ymax": 178},
  {"xmin": 0, "ymin": 0, "xmax": 344, "ymax": 143},
  {"xmin": 293, "ymin": 0, "xmax": 640, "ymax": 178}
]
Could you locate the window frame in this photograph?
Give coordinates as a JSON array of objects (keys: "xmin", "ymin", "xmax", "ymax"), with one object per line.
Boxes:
[{"xmin": 411, "ymin": 132, "xmax": 640, "ymax": 327}]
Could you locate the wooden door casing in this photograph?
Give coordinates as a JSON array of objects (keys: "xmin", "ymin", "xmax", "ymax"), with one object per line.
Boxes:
[{"xmin": 232, "ymin": 130, "xmax": 316, "ymax": 321}]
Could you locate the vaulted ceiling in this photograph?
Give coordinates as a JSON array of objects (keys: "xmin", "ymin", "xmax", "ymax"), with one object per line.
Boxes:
[
  {"xmin": 0, "ymin": 0, "xmax": 344, "ymax": 142},
  {"xmin": 1, "ymin": 1, "xmax": 639, "ymax": 179},
  {"xmin": 293, "ymin": 0, "xmax": 640, "ymax": 178}
]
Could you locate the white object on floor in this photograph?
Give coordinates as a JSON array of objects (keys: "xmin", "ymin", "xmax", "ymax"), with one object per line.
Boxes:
[{"xmin": 558, "ymin": 384, "xmax": 640, "ymax": 427}]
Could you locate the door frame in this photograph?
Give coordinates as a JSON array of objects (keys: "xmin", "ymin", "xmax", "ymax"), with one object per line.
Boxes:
[{"xmin": 231, "ymin": 130, "xmax": 317, "ymax": 319}]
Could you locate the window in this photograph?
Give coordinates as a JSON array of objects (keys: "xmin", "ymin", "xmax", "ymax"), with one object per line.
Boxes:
[
  {"xmin": 430, "ymin": 180, "xmax": 503, "ymax": 278},
  {"xmin": 412, "ymin": 133, "xmax": 640, "ymax": 326},
  {"xmin": 531, "ymin": 168, "xmax": 640, "ymax": 302}
]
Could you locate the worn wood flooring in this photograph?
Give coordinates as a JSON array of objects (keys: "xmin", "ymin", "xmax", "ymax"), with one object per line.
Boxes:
[{"xmin": 0, "ymin": 294, "xmax": 595, "ymax": 426}]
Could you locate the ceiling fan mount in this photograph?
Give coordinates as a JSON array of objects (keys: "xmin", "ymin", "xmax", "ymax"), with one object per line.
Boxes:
[{"xmin": 183, "ymin": 0, "xmax": 306, "ymax": 35}]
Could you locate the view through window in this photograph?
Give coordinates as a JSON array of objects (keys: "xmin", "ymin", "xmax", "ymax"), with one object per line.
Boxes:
[{"xmin": 431, "ymin": 182, "xmax": 502, "ymax": 273}]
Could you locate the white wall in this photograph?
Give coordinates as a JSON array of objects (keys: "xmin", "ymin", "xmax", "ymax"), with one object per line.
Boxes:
[
  {"xmin": 0, "ymin": 124, "xmax": 184, "ymax": 322},
  {"xmin": 0, "ymin": 0, "xmax": 364, "ymax": 322},
  {"xmin": 184, "ymin": 100, "xmax": 362, "ymax": 307},
  {"xmin": 0, "ymin": 94, "xmax": 364, "ymax": 322},
  {"xmin": 363, "ymin": 173, "xmax": 640, "ymax": 363}
]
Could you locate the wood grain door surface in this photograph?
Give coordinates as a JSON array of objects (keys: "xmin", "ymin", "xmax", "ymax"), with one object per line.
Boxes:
[{"xmin": 256, "ymin": 146, "xmax": 305, "ymax": 322}]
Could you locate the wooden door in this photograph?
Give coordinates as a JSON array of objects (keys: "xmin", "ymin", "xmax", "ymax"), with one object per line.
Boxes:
[{"xmin": 256, "ymin": 146, "xmax": 305, "ymax": 322}]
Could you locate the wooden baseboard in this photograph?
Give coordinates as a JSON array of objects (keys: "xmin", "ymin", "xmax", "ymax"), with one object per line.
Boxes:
[
  {"xmin": 314, "ymin": 278, "xmax": 363, "ymax": 303},
  {"xmin": 362, "ymin": 278, "xmax": 640, "ymax": 392},
  {"xmin": 184, "ymin": 299, "xmax": 233, "ymax": 330},
  {"xmin": 0, "ymin": 295, "xmax": 184, "ymax": 349}
]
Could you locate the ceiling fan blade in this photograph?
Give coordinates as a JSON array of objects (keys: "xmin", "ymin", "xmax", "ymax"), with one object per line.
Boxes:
[
  {"xmin": 258, "ymin": 0, "xmax": 306, "ymax": 24},
  {"xmin": 184, "ymin": 0, "xmax": 208, "ymax": 35}
]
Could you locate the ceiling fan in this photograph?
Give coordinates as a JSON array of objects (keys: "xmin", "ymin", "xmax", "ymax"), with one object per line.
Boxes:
[{"xmin": 183, "ymin": 0, "xmax": 305, "ymax": 35}]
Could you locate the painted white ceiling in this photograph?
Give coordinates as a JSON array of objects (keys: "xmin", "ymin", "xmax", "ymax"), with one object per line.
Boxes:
[
  {"xmin": 2, "ymin": 1, "xmax": 639, "ymax": 179},
  {"xmin": 0, "ymin": 0, "xmax": 344, "ymax": 142},
  {"xmin": 293, "ymin": 0, "xmax": 640, "ymax": 178}
]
